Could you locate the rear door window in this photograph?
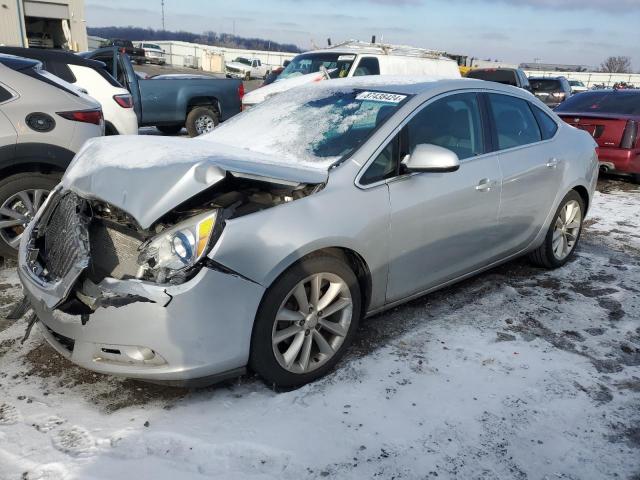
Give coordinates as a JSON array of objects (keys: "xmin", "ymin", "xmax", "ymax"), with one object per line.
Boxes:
[
  {"xmin": 488, "ymin": 94, "xmax": 542, "ymax": 149},
  {"xmin": 353, "ymin": 57, "xmax": 380, "ymax": 76}
]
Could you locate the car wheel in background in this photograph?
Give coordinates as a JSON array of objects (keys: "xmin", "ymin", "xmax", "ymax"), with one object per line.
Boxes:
[
  {"xmin": 156, "ymin": 125, "xmax": 183, "ymax": 135},
  {"xmin": 529, "ymin": 190, "xmax": 585, "ymax": 269},
  {"xmin": 0, "ymin": 173, "xmax": 59, "ymax": 258},
  {"xmin": 186, "ymin": 106, "xmax": 219, "ymax": 137},
  {"xmin": 250, "ymin": 254, "xmax": 361, "ymax": 388}
]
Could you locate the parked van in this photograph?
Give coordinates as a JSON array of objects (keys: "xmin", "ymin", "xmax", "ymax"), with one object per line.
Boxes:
[{"xmin": 241, "ymin": 40, "xmax": 461, "ymax": 108}]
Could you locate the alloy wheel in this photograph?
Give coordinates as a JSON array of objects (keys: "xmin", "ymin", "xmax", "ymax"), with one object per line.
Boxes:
[
  {"xmin": 194, "ymin": 115, "xmax": 216, "ymax": 135},
  {"xmin": 0, "ymin": 189, "xmax": 49, "ymax": 249},
  {"xmin": 552, "ymin": 199, "xmax": 582, "ymax": 260},
  {"xmin": 272, "ymin": 272, "xmax": 353, "ymax": 374}
]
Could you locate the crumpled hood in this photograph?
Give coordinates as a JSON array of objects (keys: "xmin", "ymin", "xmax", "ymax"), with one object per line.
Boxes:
[{"xmin": 62, "ymin": 136, "xmax": 328, "ymax": 229}]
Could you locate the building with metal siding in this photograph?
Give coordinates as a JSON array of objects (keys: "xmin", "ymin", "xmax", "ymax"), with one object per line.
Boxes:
[{"xmin": 0, "ymin": 0, "xmax": 87, "ymax": 51}]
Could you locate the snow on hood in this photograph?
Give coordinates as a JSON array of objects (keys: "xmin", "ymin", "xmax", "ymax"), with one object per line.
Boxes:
[{"xmin": 62, "ymin": 136, "xmax": 327, "ymax": 228}]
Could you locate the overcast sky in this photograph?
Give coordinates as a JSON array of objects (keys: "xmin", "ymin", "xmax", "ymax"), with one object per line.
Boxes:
[{"xmin": 85, "ymin": 0, "xmax": 639, "ymax": 69}]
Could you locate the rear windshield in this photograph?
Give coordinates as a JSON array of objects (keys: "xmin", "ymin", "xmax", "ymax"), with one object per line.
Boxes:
[
  {"xmin": 555, "ymin": 91, "xmax": 640, "ymax": 115},
  {"xmin": 466, "ymin": 69, "xmax": 517, "ymax": 86},
  {"xmin": 530, "ymin": 79, "xmax": 561, "ymax": 92}
]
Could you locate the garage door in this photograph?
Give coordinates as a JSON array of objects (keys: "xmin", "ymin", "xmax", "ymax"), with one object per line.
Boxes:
[{"xmin": 24, "ymin": 1, "xmax": 69, "ymax": 19}]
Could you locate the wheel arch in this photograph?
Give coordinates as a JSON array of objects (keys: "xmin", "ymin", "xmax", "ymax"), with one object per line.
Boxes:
[
  {"xmin": 572, "ymin": 184, "xmax": 590, "ymax": 213},
  {"xmin": 187, "ymin": 96, "xmax": 221, "ymax": 117},
  {"xmin": 0, "ymin": 143, "xmax": 73, "ymax": 179},
  {"xmin": 259, "ymin": 245, "xmax": 374, "ymax": 320}
]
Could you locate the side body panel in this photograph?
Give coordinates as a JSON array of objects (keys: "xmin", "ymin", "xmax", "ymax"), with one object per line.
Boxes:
[
  {"xmin": 137, "ymin": 78, "xmax": 242, "ymax": 125},
  {"xmin": 386, "ymin": 156, "xmax": 502, "ymax": 302}
]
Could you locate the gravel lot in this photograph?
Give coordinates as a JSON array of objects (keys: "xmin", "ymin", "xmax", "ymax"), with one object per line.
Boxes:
[{"xmin": 0, "ymin": 176, "xmax": 638, "ymax": 479}]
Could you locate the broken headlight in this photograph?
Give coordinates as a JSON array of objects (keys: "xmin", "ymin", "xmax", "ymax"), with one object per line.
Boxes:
[{"xmin": 138, "ymin": 210, "xmax": 218, "ymax": 283}]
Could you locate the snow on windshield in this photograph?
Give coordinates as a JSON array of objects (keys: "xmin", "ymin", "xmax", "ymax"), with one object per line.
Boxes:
[{"xmin": 203, "ymin": 81, "xmax": 416, "ymax": 168}]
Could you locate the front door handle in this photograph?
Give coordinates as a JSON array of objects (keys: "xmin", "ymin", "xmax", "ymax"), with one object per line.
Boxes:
[
  {"xmin": 546, "ymin": 158, "xmax": 558, "ymax": 168},
  {"xmin": 475, "ymin": 178, "xmax": 493, "ymax": 192}
]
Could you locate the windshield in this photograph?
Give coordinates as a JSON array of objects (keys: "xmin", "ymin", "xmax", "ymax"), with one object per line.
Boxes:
[
  {"xmin": 569, "ymin": 80, "xmax": 584, "ymax": 87},
  {"xmin": 530, "ymin": 79, "xmax": 561, "ymax": 92},
  {"xmin": 203, "ymin": 86, "xmax": 409, "ymax": 167},
  {"xmin": 466, "ymin": 69, "xmax": 517, "ymax": 86},
  {"xmin": 555, "ymin": 91, "xmax": 640, "ymax": 115},
  {"xmin": 144, "ymin": 43, "xmax": 161, "ymax": 50},
  {"xmin": 279, "ymin": 53, "xmax": 356, "ymax": 80},
  {"xmin": 234, "ymin": 57, "xmax": 252, "ymax": 66}
]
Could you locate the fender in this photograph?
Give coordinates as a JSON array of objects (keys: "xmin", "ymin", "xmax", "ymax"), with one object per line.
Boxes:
[{"xmin": 0, "ymin": 143, "xmax": 75, "ymax": 174}]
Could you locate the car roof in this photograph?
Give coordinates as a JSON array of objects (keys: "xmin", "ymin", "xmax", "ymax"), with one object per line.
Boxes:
[
  {"xmin": 0, "ymin": 47, "xmax": 105, "ymax": 69},
  {"xmin": 0, "ymin": 53, "xmax": 40, "ymax": 71}
]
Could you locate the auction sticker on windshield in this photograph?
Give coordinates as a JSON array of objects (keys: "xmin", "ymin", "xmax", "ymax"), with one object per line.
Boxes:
[{"xmin": 356, "ymin": 91, "xmax": 407, "ymax": 103}]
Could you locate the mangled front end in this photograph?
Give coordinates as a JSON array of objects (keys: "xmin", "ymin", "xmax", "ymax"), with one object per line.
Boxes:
[{"xmin": 17, "ymin": 137, "xmax": 327, "ymax": 384}]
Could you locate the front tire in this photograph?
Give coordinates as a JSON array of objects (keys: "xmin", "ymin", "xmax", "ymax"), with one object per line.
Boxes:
[
  {"xmin": 185, "ymin": 106, "xmax": 219, "ymax": 137},
  {"xmin": 250, "ymin": 255, "xmax": 361, "ymax": 388},
  {"xmin": 0, "ymin": 173, "xmax": 60, "ymax": 258},
  {"xmin": 529, "ymin": 190, "xmax": 584, "ymax": 268}
]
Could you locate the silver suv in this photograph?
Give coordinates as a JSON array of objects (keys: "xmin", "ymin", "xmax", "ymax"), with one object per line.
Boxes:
[{"xmin": 0, "ymin": 55, "xmax": 104, "ymax": 257}]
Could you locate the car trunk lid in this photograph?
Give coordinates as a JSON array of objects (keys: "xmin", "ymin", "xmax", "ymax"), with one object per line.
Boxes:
[{"xmin": 558, "ymin": 113, "xmax": 635, "ymax": 148}]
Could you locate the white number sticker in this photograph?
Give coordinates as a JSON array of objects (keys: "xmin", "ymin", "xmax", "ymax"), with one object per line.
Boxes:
[{"xmin": 355, "ymin": 91, "xmax": 407, "ymax": 103}]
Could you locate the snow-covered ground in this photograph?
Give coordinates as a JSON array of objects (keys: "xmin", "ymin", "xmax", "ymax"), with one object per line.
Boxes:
[{"xmin": 0, "ymin": 178, "xmax": 638, "ymax": 480}]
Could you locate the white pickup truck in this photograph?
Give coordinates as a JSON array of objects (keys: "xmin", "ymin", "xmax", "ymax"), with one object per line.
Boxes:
[{"xmin": 225, "ymin": 57, "xmax": 270, "ymax": 80}]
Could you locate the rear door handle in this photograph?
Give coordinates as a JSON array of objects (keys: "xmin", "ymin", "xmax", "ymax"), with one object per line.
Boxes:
[
  {"xmin": 546, "ymin": 158, "xmax": 558, "ymax": 168},
  {"xmin": 475, "ymin": 178, "xmax": 494, "ymax": 192}
]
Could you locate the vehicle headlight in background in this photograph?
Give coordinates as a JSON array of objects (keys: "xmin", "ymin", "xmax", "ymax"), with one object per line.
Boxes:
[{"xmin": 137, "ymin": 210, "xmax": 218, "ymax": 283}]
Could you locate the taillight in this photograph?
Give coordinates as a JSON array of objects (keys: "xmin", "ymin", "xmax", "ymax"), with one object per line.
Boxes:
[
  {"xmin": 113, "ymin": 93, "xmax": 133, "ymax": 108},
  {"xmin": 57, "ymin": 109, "xmax": 103, "ymax": 125},
  {"xmin": 620, "ymin": 120, "xmax": 638, "ymax": 149},
  {"xmin": 237, "ymin": 83, "xmax": 245, "ymax": 100}
]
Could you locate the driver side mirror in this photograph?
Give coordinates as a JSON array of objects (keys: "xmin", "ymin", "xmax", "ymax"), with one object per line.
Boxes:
[{"xmin": 401, "ymin": 144, "xmax": 460, "ymax": 173}]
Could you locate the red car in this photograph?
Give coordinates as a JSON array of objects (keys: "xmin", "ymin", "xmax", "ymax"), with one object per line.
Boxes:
[{"xmin": 555, "ymin": 89, "xmax": 640, "ymax": 182}]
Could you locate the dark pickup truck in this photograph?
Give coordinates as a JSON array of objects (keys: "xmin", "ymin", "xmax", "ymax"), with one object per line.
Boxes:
[
  {"xmin": 103, "ymin": 39, "xmax": 146, "ymax": 65},
  {"xmin": 82, "ymin": 48, "xmax": 244, "ymax": 136}
]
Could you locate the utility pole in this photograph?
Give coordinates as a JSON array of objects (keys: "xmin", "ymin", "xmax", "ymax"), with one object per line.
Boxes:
[{"xmin": 161, "ymin": 0, "xmax": 165, "ymax": 30}]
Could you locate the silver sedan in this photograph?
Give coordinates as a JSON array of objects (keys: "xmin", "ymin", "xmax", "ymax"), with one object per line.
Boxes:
[{"xmin": 17, "ymin": 78, "xmax": 599, "ymax": 388}]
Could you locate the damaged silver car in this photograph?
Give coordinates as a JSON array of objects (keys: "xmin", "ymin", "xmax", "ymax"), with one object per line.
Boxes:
[{"xmin": 16, "ymin": 78, "xmax": 598, "ymax": 388}]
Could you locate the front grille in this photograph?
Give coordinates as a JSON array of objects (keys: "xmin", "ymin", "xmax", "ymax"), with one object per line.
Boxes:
[
  {"xmin": 41, "ymin": 193, "xmax": 90, "ymax": 280},
  {"xmin": 89, "ymin": 220, "xmax": 143, "ymax": 280}
]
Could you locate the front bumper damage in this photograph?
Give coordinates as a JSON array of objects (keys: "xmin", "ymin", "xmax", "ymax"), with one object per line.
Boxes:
[{"xmin": 17, "ymin": 189, "xmax": 265, "ymax": 386}]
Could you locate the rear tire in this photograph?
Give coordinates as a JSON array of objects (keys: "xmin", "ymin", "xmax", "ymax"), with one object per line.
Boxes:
[
  {"xmin": 528, "ymin": 190, "xmax": 584, "ymax": 269},
  {"xmin": 250, "ymin": 255, "xmax": 361, "ymax": 389},
  {"xmin": 156, "ymin": 125, "xmax": 183, "ymax": 135},
  {"xmin": 185, "ymin": 106, "xmax": 219, "ymax": 137},
  {"xmin": 0, "ymin": 173, "xmax": 60, "ymax": 259}
]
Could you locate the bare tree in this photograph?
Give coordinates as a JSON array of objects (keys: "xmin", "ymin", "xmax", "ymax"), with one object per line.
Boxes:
[{"xmin": 600, "ymin": 56, "xmax": 632, "ymax": 73}]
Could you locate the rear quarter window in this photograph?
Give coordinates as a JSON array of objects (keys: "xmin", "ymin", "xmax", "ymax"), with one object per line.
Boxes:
[
  {"xmin": 530, "ymin": 105, "xmax": 558, "ymax": 140},
  {"xmin": 0, "ymin": 85, "xmax": 13, "ymax": 103}
]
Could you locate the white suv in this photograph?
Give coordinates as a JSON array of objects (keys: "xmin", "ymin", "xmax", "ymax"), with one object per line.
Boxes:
[
  {"xmin": 0, "ymin": 55, "xmax": 104, "ymax": 257},
  {"xmin": 0, "ymin": 47, "xmax": 138, "ymax": 136}
]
